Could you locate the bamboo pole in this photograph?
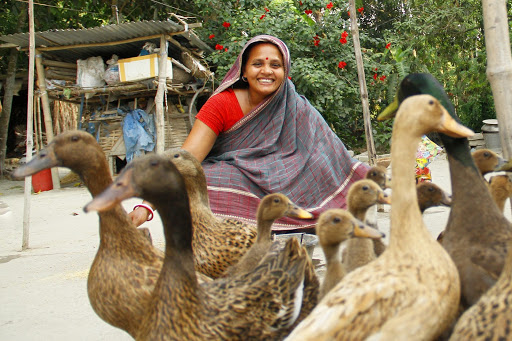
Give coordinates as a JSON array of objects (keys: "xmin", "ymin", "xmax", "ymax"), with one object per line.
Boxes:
[
  {"xmin": 35, "ymin": 49, "xmax": 60, "ymax": 189},
  {"xmin": 22, "ymin": 0, "xmax": 35, "ymax": 250},
  {"xmin": 482, "ymin": 0, "xmax": 512, "ymax": 216},
  {"xmin": 482, "ymin": 0, "xmax": 512, "ymax": 159},
  {"xmin": 155, "ymin": 34, "xmax": 167, "ymax": 153},
  {"xmin": 349, "ymin": 0, "xmax": 376, "ymax": 166}
]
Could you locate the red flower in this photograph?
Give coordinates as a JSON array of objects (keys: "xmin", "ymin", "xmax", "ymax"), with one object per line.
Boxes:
[
  {"xmin": 373, "ymin": 73, "xmax": 378, "ymax": 80},
  {"xmin": 260, "ymin": 14, "xmax": 266, "ymax": 20},
  {"xmin": 357, "ymin": 7, "xmax": 364, "ymax": 13},
  {"xmin": 338, "ymin": 61, "xmax": 347, "ymax": 69},
  {"xmin": 326, "ymin": 2, "xmax": 333, "ymax": 9},
  {"xmin": 313, "ymin": 35, "xmax": 320, "ymax": 46},
  {"xmin": 222, "ymin": 22, "xmax": 231, "ymax": 28},
  {"xmin": 379, "ymin": 75, "xmax": 386, "ymax": 81},
  {"xmin": 215, "ymin": 44, "xmax": 224, "ymax": 50},
  {"xmin": 305, "ymin": 9, "xmax": 313, "ymax": 14},
  {"xmin": 339, "ymin": 37, "xmax": 347, "ymax": 44},
  {"xmin": 341, "ymin": 31, "xmax": 348, "ymax": 38},
  {"xmin": 264, "ymin": 7, "xmax": 270, "ymax": 12},
  {"xmin": 299, "ymin": 1, "xmax": 303, "ymax": 5},
  {"xmin": 385, "ymin": 43, "xmax": 391, "ymax": 49},
  {"xmin": 208, "ymin": 34, "xmax": 215, "ymax": 39},
  {"xmin": 374, "ymin": 67, "xmax": 378, "ymax": 71},
  {"xmin": 347, "ymin": 11, "xmax": 350, "ymax": 16}
]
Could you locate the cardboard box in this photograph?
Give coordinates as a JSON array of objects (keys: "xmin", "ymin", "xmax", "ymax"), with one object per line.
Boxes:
[{"xmin": 118, "ymin": 54, "xmax": 173, "ymax": 82}]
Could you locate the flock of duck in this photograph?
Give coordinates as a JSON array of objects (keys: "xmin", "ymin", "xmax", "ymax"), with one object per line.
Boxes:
[{"xmin": 13, "ymin": 73, "xmax": 512, "ymax": 340}]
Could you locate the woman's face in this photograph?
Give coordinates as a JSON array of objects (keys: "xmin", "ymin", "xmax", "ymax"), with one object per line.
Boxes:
[{"xmin": 243, "ymin": 43, "xmax": 285, "ymax": 99}]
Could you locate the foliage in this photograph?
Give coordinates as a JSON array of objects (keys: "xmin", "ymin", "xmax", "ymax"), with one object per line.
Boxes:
[{"xmin": 0, "ymin": 0, "xmax": 509, "ymax": 152}]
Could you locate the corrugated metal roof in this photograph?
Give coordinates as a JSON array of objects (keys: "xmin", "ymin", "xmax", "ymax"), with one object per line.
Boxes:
[{"xmin": 0, "ymin": 20, "xmax": 213, "ymax": 63}]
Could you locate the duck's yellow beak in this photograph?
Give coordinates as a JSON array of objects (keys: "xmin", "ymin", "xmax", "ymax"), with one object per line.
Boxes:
[
  {"xmin": 377, "ymin": 191, "xmax": 391, "ymax": 205},
  {"xmin": 495, "ymin": 158, "xmax": 512, "ymax": 172},
  {"xmin": 353, "ymin": 219, "xmax": 385, "ymax": 239},
  {"xmin": 377, "ymin": 95, "xmax": 399, "ymax": 121},
  {"xmin": 285, "ymin": 203, "xmax": 314, "ymax": 220},
  {"xmin": 438, "ymin": 111, "xmax": 474, "ymax": 138}
]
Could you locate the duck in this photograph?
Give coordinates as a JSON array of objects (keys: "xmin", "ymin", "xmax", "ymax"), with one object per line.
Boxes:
[
  {"xmin": 317, "ymin": 208, "xmax": 385, "ymax": 300},
  {"xmin": 449, "ymin": 238, "xmax": 512, "ymax": 340},
  {"xmin": 223, "ymin": 192, "xmax": 314, "ymax": 276},
  {"xmin": 365, "ymin": 165, "xmax": 391, "ymax": 190},
  {"xmin": 417, "ymin": 181, "xmax": 452, "ymax": 213},
  {"xmin": 472, "ymin": 148, "xmax": 504, "ymax": 176},
  {"xmin": 378, "ymin": 73, "xmax": 512, "ymax": 309},
  {"xmin": 12, "ymin": 131, "xmax": 209, "ymax": 338},
  {"xmin": 488, "ymin": 174, "xmax": 512, "ymax": 213},
  {"xmin": 84, "ymin": 153, "xmax": 316, "ymax": 340},
  {"xmin": 285, "ymin": 95, "xmax": 468, "ymax": 340},
  {"xmin": 341, "ymin": 179, "xmax": 391, "ymax": 274},
  {"xmin": 163, "ymin": 148, "xmax": 258, "ymax": 278},
  {"xmin": 364, "ymin": 166, "xmax": 391, "ymax": 256}
]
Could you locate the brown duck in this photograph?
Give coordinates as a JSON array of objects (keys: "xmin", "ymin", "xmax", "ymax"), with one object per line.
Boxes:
[
  {"xmin": 85, "ymin": 153, "xmax": 316, "ymax": 340},
  {"xmin": 164, "ymin": 148, "xmax": 258, "ymax": 278},
  {"xmin": 317, "ymin": 208, "xmax": 384, "ymax": 299},
  {"xmin": 286, "ymin": 95, "xmax": 467, "ymax": 340},
  {"xmin": 341, "ymin": 179, "xmax": 391, "ymax": 274},
  {"xmin": 12, "ymin": 131, "xmax": 209, "ymax": 338}
]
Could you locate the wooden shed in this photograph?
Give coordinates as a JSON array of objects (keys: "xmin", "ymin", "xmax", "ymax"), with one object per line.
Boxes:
[{"xmin": 0, "ymin": 18, "xmax": 213, "ymax": 175}]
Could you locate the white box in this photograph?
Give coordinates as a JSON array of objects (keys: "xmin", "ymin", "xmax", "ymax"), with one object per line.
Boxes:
[{"xmin": 118, "ymin": 54, "xmax": 173, "ymax": 82}]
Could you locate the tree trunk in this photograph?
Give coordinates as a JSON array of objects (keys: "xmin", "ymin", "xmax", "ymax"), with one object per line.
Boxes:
[
  {"xmin": 349, "ymin": 0, "xmax": 376, "ymax": 166},
  {"xmin": 482, "ymin": 0, "xmax": 512, "ymax": 159},
  {"xmin": 0, "ymin": 3, "xmax": 27, "ymax": 176}
]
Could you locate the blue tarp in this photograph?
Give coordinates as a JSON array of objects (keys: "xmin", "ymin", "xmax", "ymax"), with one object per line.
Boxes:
[{"xmin": 122, "ymin": 109, "xmax": 156, "ymax": 162}]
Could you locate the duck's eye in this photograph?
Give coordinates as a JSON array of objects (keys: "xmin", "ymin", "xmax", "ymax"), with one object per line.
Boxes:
[
  {"xmin": 428, "ymin": 100, "xmax": 434, "ymax": 105},
  {"xmin": 371, "ymin": 171, "xmax": 377, "ymax": 176},
  {"xmin": 273, "ymin": 198, "xmax": 280, "ymax": 204},
  {"xmin": 362, "ymin": 185, "xmax": 369, "ymax": 191},
  {"xmin": 428, "ymin": 186, "xmax": 434, "ymax": 192},
  {"xmin": 484, "ymin": 152, "xmax": 490, "ymax": 157},
  {"xmin": 173, "ymin": 154, "xmax": 180, "ymax": 158},
  {"xmin": 333, "ymin": 217, "xmax": 341, "ymax": 224},
  {"xmin": 150, "ymin": 160, "xmax": 159, "ymax": 167},
  {"xmin": 71, "ymin": 135, "xmax": 79, "ymax": 142}
]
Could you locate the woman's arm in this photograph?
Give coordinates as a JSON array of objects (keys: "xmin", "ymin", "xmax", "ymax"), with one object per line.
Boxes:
[
  {"xmin": 181, "ymin": 120, "xmax": 218, "ymax": 162},
  {"xmin": 128, "ymin": 120, "xmax": 218, "ymax": 226}
]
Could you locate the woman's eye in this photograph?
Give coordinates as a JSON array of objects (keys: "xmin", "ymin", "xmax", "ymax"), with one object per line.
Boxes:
[{"xmin": 272, "ymin": 64, "xmax": 282, "ymax": 68}]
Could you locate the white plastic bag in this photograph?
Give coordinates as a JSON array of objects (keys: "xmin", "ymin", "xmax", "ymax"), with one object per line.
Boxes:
[{"xmin": 76, "ymin": 56, "xmax": 106, "ymax": 88}]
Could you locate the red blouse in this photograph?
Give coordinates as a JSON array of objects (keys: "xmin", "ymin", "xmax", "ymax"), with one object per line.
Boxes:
[{"xmin": 195, "ymin": 88, "xmax": 244, "ymax": 135}]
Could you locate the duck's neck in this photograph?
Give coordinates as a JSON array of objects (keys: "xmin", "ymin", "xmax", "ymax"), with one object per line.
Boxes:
[
  {"xmin": 256, "ymin": 214, "xmax": 274, "ymax": 243},
  {"xmin": 155, "ymin": 197, "xmax": 198, "ymax": 285},
  {"xmin": 323, "ymin": 243, "xmax": 344, "ymax": 276},
  {"xmin": 348, "ymin": 204, "xmax": 369, "ymax": 222},
  {"xmin": 80, "ymin": 155, "xmax": 113, "ymax": 197},
  {"xmin": 80, "ymin": 153, "xmax": 148, "ymax": 247},
  {"xmin": 442, "ymin": 136, "xmax": 503, "ymax": 232},
  {"xmin": 389, "ymin": 128, "xmax": 430, "ymax": 250}
]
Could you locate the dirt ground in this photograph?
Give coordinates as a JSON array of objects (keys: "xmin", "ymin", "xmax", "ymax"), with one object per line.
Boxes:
[{"xmin": 0, "ymin": 152, "xmax": 510, "ymax": 340}]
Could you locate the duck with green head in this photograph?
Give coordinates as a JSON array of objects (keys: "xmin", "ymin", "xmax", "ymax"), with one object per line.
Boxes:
[{"xmin": 378, "ymin": 73, "xmax": 512, "ymax": 310}]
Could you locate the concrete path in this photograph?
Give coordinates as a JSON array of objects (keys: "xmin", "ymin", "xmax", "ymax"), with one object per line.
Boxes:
[{"xmin": 0, "ymin": 153, "xmax": 510, "ymax": 340}]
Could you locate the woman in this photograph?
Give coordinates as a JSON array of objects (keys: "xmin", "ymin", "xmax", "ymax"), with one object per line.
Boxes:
[{"xmin": 131, "ymin": 35, "xmax": 368, "ymax": 232}]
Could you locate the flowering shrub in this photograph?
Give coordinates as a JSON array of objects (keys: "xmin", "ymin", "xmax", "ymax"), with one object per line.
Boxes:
[{"xmin": 193, "ymin": 0, "xmax": 410, "ymax": 151}]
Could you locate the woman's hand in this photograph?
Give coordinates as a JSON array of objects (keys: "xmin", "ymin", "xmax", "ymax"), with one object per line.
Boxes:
[{"xmin": 129, "ymin": 206, "xmax": 151, "ymax": 227}]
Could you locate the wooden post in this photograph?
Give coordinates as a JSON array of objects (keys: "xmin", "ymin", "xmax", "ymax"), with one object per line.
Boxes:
[
  {"xmin": 34, "ymin": 49, "xmax": 60, "ymax": 189},
  {"xmin": 155, "ymin": 34, "xmax": 167, "ymax": 153},
  {"xmin": 482, "ymin": 0, "xmax": 512, "ymax": 216},
  {"xmin": 22, "ymin": 0, "xmax": 36, "ymax": 250},
  {"xmin": 349, "ymin": 0, "xmax": 377, "ymax": 166},
  {"xmin": 482, "ymin": 0, "xmax": 512, "ymax": 160}
]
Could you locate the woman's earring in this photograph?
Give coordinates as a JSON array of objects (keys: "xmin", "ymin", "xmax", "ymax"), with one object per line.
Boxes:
[{"xmin": 241, "ymin": 76, "xmax": 248, "ymax": 82}]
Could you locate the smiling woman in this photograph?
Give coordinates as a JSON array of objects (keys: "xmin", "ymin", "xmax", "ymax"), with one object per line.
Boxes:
[{"xmin": 130, "ymin": 35, "xmax": 368, "ymax": 232}]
